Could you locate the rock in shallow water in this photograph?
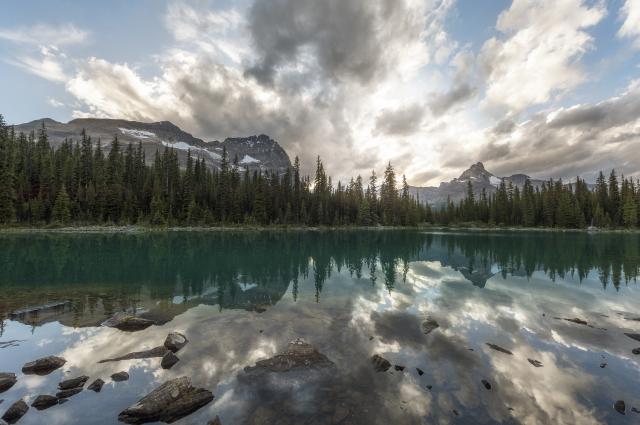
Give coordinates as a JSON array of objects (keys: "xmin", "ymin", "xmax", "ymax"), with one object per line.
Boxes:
[
  {"xmin": 527, "ymin": 359, "xmax": 543, "ymax": 367},
  {"xmin": 98, "ymin": 346, "xmax": 168, "ymax": 363},
  {"xmin": 87, "ymin": 378, "xmax": 105, "ymax": 392},
  {"xmin": 421, "ymin": 317, "xmax": 440, "ymax": 335},
  {"xmin": 481, "ymin": 379, "xmax": 492, "ymax": 390},
  {"xmin": 1, "ymin": 400, "xmax": 28, "ymax": 424},
  {"xmin": 102, "ymin": 312, "xmax": 155, "ymax": 332},
  {"xmin": 161, "ymin": 352, "xmax": 179, "ymax": 370},
  {"xmin": 624, "ymin": 333, "xmax": 640, "ymax": 343},
  {"xmin": 486, "ymin": 343, "xmax": 513, "ymax": 355},
  {"xmin": 21, "ymin": 356, "xmax": 66, "ymax": 375},
  {"xmin": 164, "ymin": 333, "xmax": 188, "ymax": 353},
  {"xmin": 615, "ymin": 400, "xmax": 626, "ymax": 415},
  {"xmin": 118, "ymin": 376, "xmax": 213, "ymax": 424},
  {"xmin": 0, "ymin": 374, "xmax": 16, "ymax": 394},
  {"xmin": 371, "ymin": 355, "xmax": 391, "ymax": 372},
  {"xmin": 31, "ymin": 395, "xmax": 58, "ymax": 410},
  {"xmin": 112, "ymin": 372, "xmax": 129, "ymax": 382},
  {"xmin": 56, "ymin": 387, "xmax": 83, "ymax": 399},
  {"xmin": 58, "ymin": 375, "xmax": 89, "ymax": 390},
  {"xmin": 243, "ymin": 338, "xmax": 335, "ymax": 376}
]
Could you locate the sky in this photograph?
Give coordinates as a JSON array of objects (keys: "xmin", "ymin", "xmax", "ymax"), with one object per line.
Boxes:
[{"xmin": 1, "ymin": 0, "xmax": 639, "ymax": 185}]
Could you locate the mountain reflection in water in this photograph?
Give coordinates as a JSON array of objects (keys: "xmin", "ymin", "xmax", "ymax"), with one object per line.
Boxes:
[{"xmin": 0, "ymin": 230, "xmax": 638, "ymax": 425}]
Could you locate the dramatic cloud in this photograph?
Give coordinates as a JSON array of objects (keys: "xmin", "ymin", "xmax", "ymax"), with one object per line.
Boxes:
[
  {"xmin": 618, "ymin": 0, "xmax": 640, "ymax": 48},
  {"xmin": 481, "ymin": 80, "xmax": 640, "ymax": 180},
  {"xmin": 429, "ymin": 83, "xmax": 476, "ymax": 115},
  {"xmin": 480, "ymin": 0, "xmax": 605, "ymax": 112},
  {"xmin": 374, "ymin": 104, "xmax": 425, "ymax": 136},
  {"xmin": 0, "ymin": 23, "xmax": 88, "ymax": 46}
]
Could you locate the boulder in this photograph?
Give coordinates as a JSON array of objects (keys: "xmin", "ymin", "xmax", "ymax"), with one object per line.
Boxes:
[
  {"xmin": 111, "ymin": 372, "xmax": 129, "ymax": 382},
  {"xmin": 1, "ymin": 400, "xmax": 28, "ymax": 424},
  {"xmin": 58, "ymin": 375, "xmax": 89, "ymax": 390},
  {"xmin": 118, "ymin": 376, "xmax": 213, "ymax": 424},
  {"xmin": 164, "ymin": 333, "xmax": 188, "ymax": 353},
  {"xmin": 98, "ymin": 346, "xmax": 168, "ymax": 363},
  {"xmin": 615, "ymin": 400, "xmax": 626, "ymax": 415},
  {"xmin": 87, "ymin": 378, "xmax": 105, "ymax": 392},
  {"xmin": 0, "ymin": 374, "xmax": 16, "ymax": 394},
  {"xmin": 243, "ymin": 338, "xmax": 334, "ymax": 376},
  {"xmin": 102, "ymin": 312, "xmax": 155, "ymax": 332},
  {"xmin": 161, "ymin": 352, "xmax": 179, "ymax": 370},
  {"xmin": 485, "ymin": 343, "xmax": 513, "ymax": 355},
  {"xmin": 31, "ymin": 395, "xmax": 58, "ymax": 410},
  {"xmin": 421, "ymin": 317, "xmax": 440, "ymax": 335},
  {"xmin": 371, "ymin": 355, "xmax": 391, "ymax": 372},
  {"xmin": 21, "ymin": 356, "xmax": 66, "ymax": 375},
  {"xmin": 56, "ymin": 387, "xmax": 83, "ymax": 399}
]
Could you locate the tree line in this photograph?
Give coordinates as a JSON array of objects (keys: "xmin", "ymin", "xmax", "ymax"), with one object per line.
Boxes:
[
  {"xmin": 0, "ymin": 116, "xmax": 428, "ymax": 226},
  {"xmin": 433, "ymin": 172, "xmax": 639, "ymax": 228}
]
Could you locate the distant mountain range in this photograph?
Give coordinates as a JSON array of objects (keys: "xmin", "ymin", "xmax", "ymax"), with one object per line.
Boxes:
[
  {"xmin": 14, "ymin": 118, "xmax": 292, "ymax": 173},
  {"xmin": 409, "ymin": 162, "xmax": 593, "ymax": 206}
]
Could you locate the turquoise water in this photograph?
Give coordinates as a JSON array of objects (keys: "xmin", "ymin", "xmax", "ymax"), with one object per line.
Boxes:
[{"xmin": 0, "ymin": 230, "xmax": 639, "ymax": 424}]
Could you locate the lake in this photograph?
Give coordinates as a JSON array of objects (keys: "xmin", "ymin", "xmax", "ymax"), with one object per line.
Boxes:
[{"xmin": 0, "ymin": 230, "xmax": 639, "ymax": 424}]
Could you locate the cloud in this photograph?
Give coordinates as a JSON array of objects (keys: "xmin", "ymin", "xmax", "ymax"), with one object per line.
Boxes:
[
  {"xmin": 481, "ymin": 80, "xmax": 640, "ymax": 180},
  {"xmin": 0, "ymin": 23, "xmax": 88, "ymax": 46},
  {"xmin": 480, "ymin": 0, "xmax": 605, "ymax": 112},
  {"xmin": 47, "ymin": 97, "xmax": 64, "ymax": 108},
  {"xmin": 374, "ymin": 104, "xmax": 425, "ymax": 136},
  {"xmin": 6, "ymin": 46, "xmax": 67, "ymax": 82},
  {"xmin": 618, "ymin": 0, "xmax": 640, "ymax": 48},
  {"xmin": 428, "ymin": 83, "xmax": 476, "ymax": 115}
]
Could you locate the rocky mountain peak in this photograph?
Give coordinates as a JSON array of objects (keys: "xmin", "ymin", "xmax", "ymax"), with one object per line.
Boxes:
[{"xmin": 457, "ymin": 161, "xmax": 494, "ymax": 183}]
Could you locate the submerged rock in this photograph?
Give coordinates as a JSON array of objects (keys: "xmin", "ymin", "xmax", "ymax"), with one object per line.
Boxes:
[
  {"xmin": 102, "ymin": 312, "xmax": 155, "ymax": 332},
  {"xmin": 0, "ymin": 374, "xmax": 16, "ymax": 394},
  {"xmin": 527, "ymin": 359, "xmax": 543, "ymax": 367},
  {"xmin": 208, "ymin": 417, "xmax": 222, "ymax": 425},
  {"xmin": 632, "ymin": 348, "xmax": 640, "ymax": 355},
  {"xmin": 243, "ymin": 338, "xmax": 335, "ymax": 376},
  {"xmin": 21, "ymin": 356, "xmax": 66, "ymax": 375},
  {"xmin": 486, "ymin": 343, "xmax": 513, "ymax": 355},
  {"xmin": 112, "ymin": 372, "xmax": 130, "ymax": 382},
  {"xmin": 371, "ymin": 355, "xmax": 391, "ymax": 372},
  {"xmin": 394, "ymin": 365, "xmax": 405, "ymax": 372},
  {"xmin": 118, "ymin": 376, "xmax": 213, "ymax": 424},
  {"xmin": 421, "ymin": 317, "xmax": 440, "ymax": 335},
  {"xmin": 1, "ymin": 400, "xmax": 28, "ymax": 424},
  {"xmin": 58, "ymin": 375, "xmax": 89, "ymax": 390},
  {"xmin": 164, "ymin": 333, "xmax": 188, "ymax": 353},
  {"xmin": 481, "ymin": 379, "xmax": 492, "ymax": 390},
  {"xmin": 87, "ymin": 379, "xmax": 105, "ymax": 392},
  {"xmin": 98, "ymin": 346, "xmax": 168, "ymax": 363},
  {"xmin": 161, "ymin": 352, "xmax": 179, "ymax": 370},
  {"xmin": 416, "ymin": 368, "xmax": 424, "ymax": 376},
  {"xmin": 564, "ymin": 318, "xmax": 588, "ymax": 325},
  {"xmin": 56, "ymin": 387, "xmax": 83, "ymax": 399},
  {"xmin": 615, "ymin": 400, "xmax": 626, "ymax": 415},
  {"xmin": 624, "ymin": 333, "xmax": 640, "ymax": 343},
  {"xmin": 600, "ymin": 363, "xmax": 607, "ymax": 368},
  {"xmin": 31, "ymin": 395, "xmax": 58, "ymax": 410}
]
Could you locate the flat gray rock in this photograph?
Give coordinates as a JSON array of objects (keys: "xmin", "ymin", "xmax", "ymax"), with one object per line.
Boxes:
[
  {"xmin": 102, "ymin": 312, "xmax": 155, "ymax": 332},
  {"xmin": 112, "ymin": 372, "xmax": 130, "ymax": 382},
  {"xmin": 243, "ymin": 338, "xmax": 334, "ymax": 376},
  {"xmin": 87, "ymin": 378, "xmax": 105, "ymax": 392},
  {"xmin": 98, "ymin": 346, "xmax": 168, "ymax": 363},
  {"xmin": 118, "ymin": 376, "xmax": 213, "ymax": 424},
  {"xmin": 58, "ymin": 375, "xmax": 89, "ymax": 390},
  {"xmin": 372, "ymin": 354, "xmax": 391, "ymax": 372},
  {"xmin": 22, "ymin": 356, "xmax": 66, "ymax": 375},
  {"xmin": 161, "ymin": 352, "xmax": 179, "ymax": 370},
  {"xmin": 31, "ymin": 395, "xmax": 58, "ymax": 410},
  {"xmin": 421, "ymin": 317, "xmax": 440, "ymax": 335},
  {"xmin": 2, "ymin": 399, "xmax": 28, "ymax": 424}
]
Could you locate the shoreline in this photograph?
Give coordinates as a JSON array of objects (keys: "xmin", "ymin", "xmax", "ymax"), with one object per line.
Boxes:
[{"xmin": 0, "ymin": 224, "xmax": 638, "ymax": 234}]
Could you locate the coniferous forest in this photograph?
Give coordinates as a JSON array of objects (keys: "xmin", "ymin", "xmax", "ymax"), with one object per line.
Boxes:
[{"xmin": 0, "ymin": 115, "xmax": 638, "ymax": 229}]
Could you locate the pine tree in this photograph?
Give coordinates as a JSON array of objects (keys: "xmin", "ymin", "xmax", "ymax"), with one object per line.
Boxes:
[{"xmin": 51, "ymin": 184, "xmax": 71, "ymax": 224}]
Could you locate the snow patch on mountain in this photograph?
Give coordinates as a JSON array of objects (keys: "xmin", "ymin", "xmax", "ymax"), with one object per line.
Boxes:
[
  {"xmin": 161, "ymin": 141, "xmax": 222, "ymax": 161},
  {"xmin": 119, "ymin": 128, "xmax": 156, "ymax": 139},
  {"xmin": 240, "ymin": 154, "xmax": 260, "ymax": 164},
  {"xmin": 490, "ymin": 176, "xmax": 502, "ymax": 186}
]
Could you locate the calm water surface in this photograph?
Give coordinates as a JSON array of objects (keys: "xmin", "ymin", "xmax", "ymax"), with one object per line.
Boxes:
[{"xmin": 0, "ymin": 230, "xmax": 639, "ymax": 425}]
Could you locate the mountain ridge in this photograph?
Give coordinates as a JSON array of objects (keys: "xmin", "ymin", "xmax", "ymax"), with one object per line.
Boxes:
[{"xmin": 13, "ymin": 117, "xmax": 292, "ymax": 173}]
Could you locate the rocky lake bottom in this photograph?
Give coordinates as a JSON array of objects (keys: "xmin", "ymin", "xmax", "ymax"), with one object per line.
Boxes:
[{"xmin": 0, "ymin": 230, "xmax": 639, "ymax": 424}]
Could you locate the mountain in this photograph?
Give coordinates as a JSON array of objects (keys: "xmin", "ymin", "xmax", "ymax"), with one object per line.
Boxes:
[
  {"xmin": 409, "ymin": 162, "xmax": 549, "ymax": 206},
  {"xmin": 13, "ymin": 118, "xmax": 292, "ymax": 173}
]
